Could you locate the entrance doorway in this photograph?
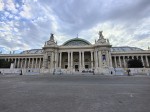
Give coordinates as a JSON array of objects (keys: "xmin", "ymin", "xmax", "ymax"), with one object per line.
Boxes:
[
  {"xmin": 75, "ymin": 65, "xmax": 79, "ymax": 71},
  {"xmin": 85, "ymin": 65, "xmax": 89, "ymax": 69},
  {"xmin": 65, "ymin": 65, "xmax": 68, "ymax": 69}
]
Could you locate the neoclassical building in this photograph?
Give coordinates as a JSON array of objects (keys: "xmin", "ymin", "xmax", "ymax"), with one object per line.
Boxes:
[{"xmin": 0, "ymin": 31, "xmax": 150, "ymax": 74}]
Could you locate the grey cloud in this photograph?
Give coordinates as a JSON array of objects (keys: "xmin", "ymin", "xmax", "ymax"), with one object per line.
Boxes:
[
  {"xmin": 37, "ymin": 0, "xmax": 150, "ymax": 35},
  {"xmin": 0, "ymin": 0, "xmax": 150, "ymax": 53},
  {"xmin": 134, "ymin": 33, "xmax": 150, "ymax": 40},
  {"xmin": 0, "ymin": 37, "xmax": 28, "ymax": 50}
]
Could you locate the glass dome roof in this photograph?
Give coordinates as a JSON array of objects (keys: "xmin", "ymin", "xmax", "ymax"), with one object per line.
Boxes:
[
  {"xmin": 62, "ymin": 38, "xmax": 91, "ymax": 46},
  {"xmin": 111, "ymin": 46, "xmax": 144, "ymax": 52},
  {"xmin": 20, "ymin": 49, "xmax": 43, "ymax": 54},
  {"xmin": 20, "ymin": 46, "xmax": 144, "ymax": 54}
]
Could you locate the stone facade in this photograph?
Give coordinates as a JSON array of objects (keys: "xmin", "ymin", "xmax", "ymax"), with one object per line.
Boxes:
[{"xmin": 0, "ymin": 31, "xmax": 150, "ymax": 74}]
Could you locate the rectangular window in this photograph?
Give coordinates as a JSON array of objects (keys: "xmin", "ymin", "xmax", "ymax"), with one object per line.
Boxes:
[{"xmin": 102, "ymin": 55, "xmax": 106, "ymax": 61}]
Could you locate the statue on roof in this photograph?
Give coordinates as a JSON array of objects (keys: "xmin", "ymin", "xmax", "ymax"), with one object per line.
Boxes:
[
  {"xmin": 99, "ymin": 31, "xmax": 104, "ymax": 39},
  {"xmin": 50, "ymin": 33, "xmax": 54, "ymax": 41},
  {"xmin": 45, "ymin": 33, "xmax": 57, "ymax": 46},
  {"xmin": 95, "ymin": 31, "xmax": 110, "ymax": 45}
]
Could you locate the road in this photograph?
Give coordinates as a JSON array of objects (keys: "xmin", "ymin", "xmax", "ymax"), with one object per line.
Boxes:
[{"xmin": 0, "ymin": 74, "xmax": 150, "ymax": 112}]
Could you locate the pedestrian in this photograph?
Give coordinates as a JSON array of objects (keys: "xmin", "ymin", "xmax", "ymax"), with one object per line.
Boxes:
[
  {"xmin": 111, "ymin": 71, "xmax": 113, "ymax": 75},
  {"xmin": 127, "ymin": 69, "xmax": 131, "ymax": 76},
  {"xmin": 20, "ymin": 70, "xmax": 22, "ymax": 75},
  {"xmin": 93, "ymin": 69, "xmax": 95, "ymax": 75}
]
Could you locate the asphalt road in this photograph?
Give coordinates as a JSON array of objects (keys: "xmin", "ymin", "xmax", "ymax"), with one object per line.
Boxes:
[{"xmin": 0, "ymin": 74, "xmax": 150, "ymax": 112}]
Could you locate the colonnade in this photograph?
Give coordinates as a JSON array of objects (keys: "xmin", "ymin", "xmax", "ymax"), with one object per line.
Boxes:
[
  {"xmin": 112, "ymin": 55, "xmax": 150, "ymax": 68},
  {"xmin": 2, "ymin": 54, "xmax": 150, "ymax": 70},
  {"xmin": 56, "ymin": 50, "xmax": 111, "ymax": 69},
  {"xmin": 58, "ymin": 51, "xmax": 94, "ymax": 69},
  {"xmin": 3, "ymin": 57, "xmax": 43, "ymax": 68}
]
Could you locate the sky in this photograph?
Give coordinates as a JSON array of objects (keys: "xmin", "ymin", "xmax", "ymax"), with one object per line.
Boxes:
[{"xmin": 0, "ymin": 0, "xmax": 150, "ymax": 54}]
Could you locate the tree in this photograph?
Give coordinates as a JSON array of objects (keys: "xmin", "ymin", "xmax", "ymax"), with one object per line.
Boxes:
[
  {"xmin": 0, "ymin": 59, "xmax": 13, "ymax": 68},
  {"xmin": 127, "ymin": 58, "xmax": 143, "ymax": 68}
]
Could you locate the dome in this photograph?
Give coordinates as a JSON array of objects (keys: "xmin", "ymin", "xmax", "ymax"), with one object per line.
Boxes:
[
  {"xmin": 20, "ymin": 49, "xmax": 44, "ymax": 54},
  {"xmin": 62, "ymin": 38, "xmax": 91, "ymax": 46},
  {"xmin": 111, "ymin": 46, "xmax": 144, "ymax": 52}
]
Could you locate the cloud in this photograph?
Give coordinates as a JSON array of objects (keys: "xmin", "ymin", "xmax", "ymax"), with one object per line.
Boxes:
[
  {"xmin": 79, "ymin": 16, "xmax": 150, "ymax": 50},
  {"xmin": 5, "ymin": 0, "xmax": 18, "ymax": 14},
  {"xmin": 0, "ymin": 0, "xmax": 4, "ymax": 11},
  {"xmin": 0, "ymin": 0, "xmax": 150, "ymax": 54},
  {"xmin": 20, "ymin": 4, "xmax": 32, "ymax": 19},
  {"xmin": 38, "ymin": 0, "xmax": 150, "ymax": 35}
]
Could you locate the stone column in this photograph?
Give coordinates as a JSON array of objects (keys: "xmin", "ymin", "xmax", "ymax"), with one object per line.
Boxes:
[
  {"xmin": 35, "ymin": 58, "xmax": 38, "ymax": 68},
  {"xmin": 14, "ymin": 58, "xmax": 17, "ymax": 68},
  {"xmin": 59, "ymin": 52, "xmax": 62, "ymax": 68},
  {"xmin": 26, "ymin": 58, "xmax": 28, "ymax": 68},
  {"xmin": 51, "ymin": 52, "xmax": 54, "ymax": 68},
  {"xmin": 20, "ymin": 59, "xmax": 23, "ymax": 68},
  {"xmin": 91, "ymin": 51, "xmax": 93, "ymax": 68},
  {"xmin": 98, "ymin": 51, "xmax": 100, "ymax": 67},
  {"xmin": 17, "ymin": 58, "xmax": 20, "ymax": 68},
  {"xmin": 32, "ymin": 58, "xmax": 34, "ymax": 68},
  {"xmin": 42, "ymin": 52, "xmax": 48, "ymax": 69},
  {"xmin": 41, "ymin": 58, "xmax": 43, "ymax": 68},
  {"xmin": 28, "ymin": 58, "xmax": 30, "ymax": 68},
  {"xmin": 22, "ymin": 59, "xmax": 24, "ymax": 68},
  {"xmin": 123, "ymin": 56, "xmax": 126, "ymax": 68},
  {"xmin": 68, "ymin": 51, "xmax": 70, "ymax": 69},
  {"xmin": 82, "ymin": 51, "xmax": 85, "ymax": 68},
  {"xmin": 98, "ymin": 51, "xmax": 101, "ymax": 67},
  {"xmin": 95, "ymin": 50, "xmax": 98, "ymax": 68},
  {"xmin": 106, "ymin": 51, "xmax": 110, "ymax": 67},
  {"xmin": 146, "ymin": 55, "xmax": 149, "ymax": 67},
  {"xmin": 114, "ymin": 56, "xmax": 117, "ymax": 68},
  {"xmin": 24, "ymin": 58, "xmax": 27, "ymax": 68},
  {"xmin": 55, "ymin": 51, "xmax": 57, "ymax": 68},
  {"xmin": 109, "ymin": 51, "xmax": 112, "ymax": 67},
  {"xmin": 127, "ymin": 56, "xmax": 129, "ymax": 60},
  {"xmin": 39, "ymin": 58, "xmax": 41, "ymax": 68},
  {"xmin": 71, "ymin": 51, "xmax": 73, "ymax": 69},
  {"xmin": 79, "ymin": 51, "xmax": 81, "ymax": 69},
  {"xmin": 141, "ymin": 56, "xmax": 144, "ymax": 67}
]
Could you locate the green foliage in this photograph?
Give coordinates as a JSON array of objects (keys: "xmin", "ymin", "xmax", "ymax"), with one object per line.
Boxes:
[
  {"xmin": 127, "ymin": 58, "xmax": 143, "ymax": 68},
  {"xmin": 0, "ymin": 59, "xmax": 13, "ymax": 68}
]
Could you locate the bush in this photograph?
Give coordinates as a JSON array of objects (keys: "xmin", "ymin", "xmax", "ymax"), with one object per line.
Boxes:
[
  {"xmin": 0, "ymin": 59, "xmax": 12, "ymax": 68},
  {"xmin": 127, "ymin": 58, "xmax": 143, "ymax": 68}
]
